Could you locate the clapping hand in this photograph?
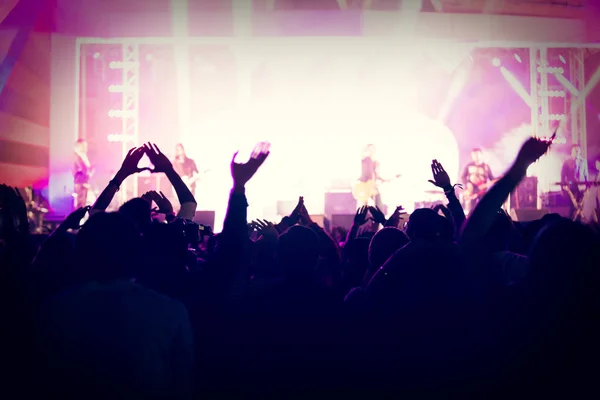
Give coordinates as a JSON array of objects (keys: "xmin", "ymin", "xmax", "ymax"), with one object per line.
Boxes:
[
  {"xmin": 289, "ymin": 196, "xmax": 304, "ymax": 223},
  {"xmin": 231, "ymin": 142, "xmax": 270, "ymax": 188},
  {"xmin": 143, "ymin": 143, "xmax": 173, "ymax": 174},
  {"xmin": 428, "ymin": 159, "xmax": 452, "ymax": 190},
  {"xmin": 298, "ymin": 203, "xmax": 313, "ymax": 226}
]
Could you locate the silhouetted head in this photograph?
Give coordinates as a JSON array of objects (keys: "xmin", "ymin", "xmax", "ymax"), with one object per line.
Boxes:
[
  {"xmin": 277, "ymin": 225, "xmax": 319, "ymax": 281},
  {"xmin": 141, "ymin": 222, "xmax": 188, "ymax": 275},
  {"xmin": 331, "ymin": 226, "xmax": 348, "ymax": 244},
  {"xmin": 571, "ymin": 144, "xmax": 581, "ymax": 158},
  {"xmin": 369, "ymin": 227, "xmax": 410, "ymax": 270},
  {"xmin": 365, "ymin": 241, "xmax": 466, "ymax": 319},
  {"xmin": 529, "ymin": 218, "xmax": 600, "ymax": 298},
  {"xmin": 175, "ymin": 143, "xmax": 186, "ymax": 158},
  {"xmin": 471, "ymin": 148, "xmax": 483, "ymax": 164},
  {"xmin": 119, "ymin": 198, "xmax": 151, "ymax": 233},
  {"xmin": 75, "ymin": 212, "xmax": 141, "ymax": 282},
  {"xmin": 483, "ymin": 210, "xmax": 515, "ymax": 253},
  {"xmin": 406, "ymin": 208, "xmax": 452, "ymax": 243},
  {"xmin": 75, "ymin": 138, "xmax": 87, "ymax": 154}
]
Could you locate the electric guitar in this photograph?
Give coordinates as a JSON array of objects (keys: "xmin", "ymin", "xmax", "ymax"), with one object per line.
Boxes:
[
  {"xmin": 352, "ymin": 174, "xmax": 401, "ymax": 205},
  {"xmin": 463, "ymin": 178, "xmax": 499, "ymax": 202},
  {"xmin": 181, "ymin": 169, "xmax": 211, "ymax": 190}
]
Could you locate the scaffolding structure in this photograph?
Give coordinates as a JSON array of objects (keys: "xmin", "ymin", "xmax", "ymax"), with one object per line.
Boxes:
[
  {"xmin": 119, "ymin": 43, "xmax": 141, "ymax": 203},
  {"xmin": 530, "ymin": 47, "xmax": 587, "ymax": 154},
  {"xmin": 74, "ymin": 36, "xmax": 600, "ymax": 209}
]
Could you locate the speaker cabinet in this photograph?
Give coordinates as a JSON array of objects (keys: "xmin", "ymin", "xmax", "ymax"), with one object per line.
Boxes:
[
  {"xmin": 193, "ymin": 211, "xmax": 215, "ymax": 228},
  {"xmin": 325, "ymin": 192, "xmax": 356, "ymax": 217},
  {"xmin": 331, "ymin": 214, "xmax": 355, "ymax": 231},
  {"xmin": 510, "ymin": 177, "xmax": 538, "ymax": 209}
]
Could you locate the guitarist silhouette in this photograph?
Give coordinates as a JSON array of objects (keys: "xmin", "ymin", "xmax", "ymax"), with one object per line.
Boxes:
[
  {"xmin": 462, "ymin": 147, "xmax": 495, "ymax": 214},
  {"xmin": 353, "ymin": 144, "xmax": 399, "ymax": 211},
  {"xmin": 173, "ymin": 143, "xmax": 200, "ymax": 194}
]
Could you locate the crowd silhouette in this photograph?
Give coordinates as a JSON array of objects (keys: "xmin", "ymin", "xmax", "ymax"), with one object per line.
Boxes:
[{"xmin": 1, "ymin": 136, "xmax": 599, "ymax": 397}]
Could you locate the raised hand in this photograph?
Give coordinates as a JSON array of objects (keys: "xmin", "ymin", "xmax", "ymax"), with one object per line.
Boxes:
[
  {"xmin": 369, "ymin": 206, "xmax": 387, "ymax": 225},
  {"xmin": 428, "ymin": 159, "xmax": 452, "ymax": 190},
  {"xmin": 141, "ymin": 191, "xmax": 153, "ymax": 204},
  {"xmin": 119, "ymin": 147, "xmax": 150, "ymax": 177},
  {"xmin": 298, "ymin": 203, "xmax": 313, "ymax": 226},
  {"xmin": 148, "ymin": 190, "xmax": 174, "ymax": 215},
  {"xmin": 515, "ymin": 134, "xmax": 554, "ymax": 169},
  {"xmin": 385, "ymin": 205, "xmax": 407, "ymax": 228},
  {"xmin": 290, "ymin": 196, "xmax": 304, "ymax": 223},
  {"xmin": 62, "ymin": 206, "xmax": 91, "ymax": 230},
  {"xmin": 143, "ymin": 143, "xmax": 173, "ymax": 173},
  {"xmin": 354, "ymin": 206, "xmax": 369, "ymax": 226},
  {"xmin": 252, "ymin": 219, "xmax": 279, "ymax": 241},
  {"xmin": 231, "ymin": 142, "xmax": 270, "ymax": 187}
]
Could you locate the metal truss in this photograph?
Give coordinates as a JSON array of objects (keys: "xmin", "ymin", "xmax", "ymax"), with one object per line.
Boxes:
[
  {"xmin": 568, "ymin": 48, "xmax": 587, "ymax": 158},
  {"xmin": 76, "ymin": 36, "xmax": 600, "ymax": 49},
  {"xmin": 529, "ymin": 47, "xmax": 587, "ymax": 158},
  {"xmin": 120, "ymin": 43, "xmax": 141, "ymax": 204}
]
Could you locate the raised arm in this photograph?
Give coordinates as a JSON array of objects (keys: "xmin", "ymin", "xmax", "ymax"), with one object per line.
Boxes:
[
  {"xmin": 144, "ymin": 143, "xmax": 197, "ymax": 220},
  {"xmin": 428, "ymin": 159, "xmax": 465, "ymax": 236},
  {"xmin": 91, "ymin": 147, "xmax": 148, "ymax": 214},
  {"xmin": 460, "ymin": 136, "xmax": 554, "ymax": 252}
]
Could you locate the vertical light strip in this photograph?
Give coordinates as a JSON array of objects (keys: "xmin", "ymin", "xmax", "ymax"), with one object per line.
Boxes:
[
  {"xmin": 171, "ymin": 0, "xmax": 191, "ymax": 140},
  {"xmin": 74, "ymin": 38, "xmax": 81, "ymax": 142},
  {"xmin": 529, "ymin": 48, "xmax": 538, "ymax": 138},
  {"xmin": 539, "ymin": 47, "xmax": 550, "ymax": 137},
  {"xmin": 233, "ymin": 1, "xmax": 253, "ymax": 113}
]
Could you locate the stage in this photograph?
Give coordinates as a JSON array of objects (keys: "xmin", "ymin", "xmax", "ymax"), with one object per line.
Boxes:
[{"xmin": 34, "ymin": 3, "xmax": 600, "ymax": 232}]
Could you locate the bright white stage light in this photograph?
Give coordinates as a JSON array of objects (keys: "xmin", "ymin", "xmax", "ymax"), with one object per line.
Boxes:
[
  {"xmin": 184, "ymin": 111, "xmax": 460, "ymax": 224},
  {"xmin": 514, "ymin": 53, "xmax": 522, "ymax": 63},
  {"xmin": 108, "ymin": 85, "xmax": 123, "ymax": 93},
  {"xmin": 93, "ymin": 52, "xmax": 100, "ymax": 59},
  {"xmin": 492, "ymin": 58, "xmax": 501, "ymax": 67}
]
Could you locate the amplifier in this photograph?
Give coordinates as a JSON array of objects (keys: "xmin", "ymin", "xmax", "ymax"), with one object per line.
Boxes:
[
  {"xmin": 541, "ymin": 191, "xmax": 571, "ymax": 207},
  {"xmin": 325, "ymin": 192, "xmax": 356, "ymax": 217},
  {"xmin": 510, "ymin": 177, "xmax": 538, "ymax": 209},
  {"xmin": 330, "ymin": 214, "xmax": 355, "ymax": 231}
]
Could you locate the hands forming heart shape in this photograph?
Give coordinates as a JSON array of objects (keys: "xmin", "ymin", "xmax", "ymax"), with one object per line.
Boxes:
[{"xmin": 119, "ymin": 143, "xmax": 174, "ymax": 177}]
